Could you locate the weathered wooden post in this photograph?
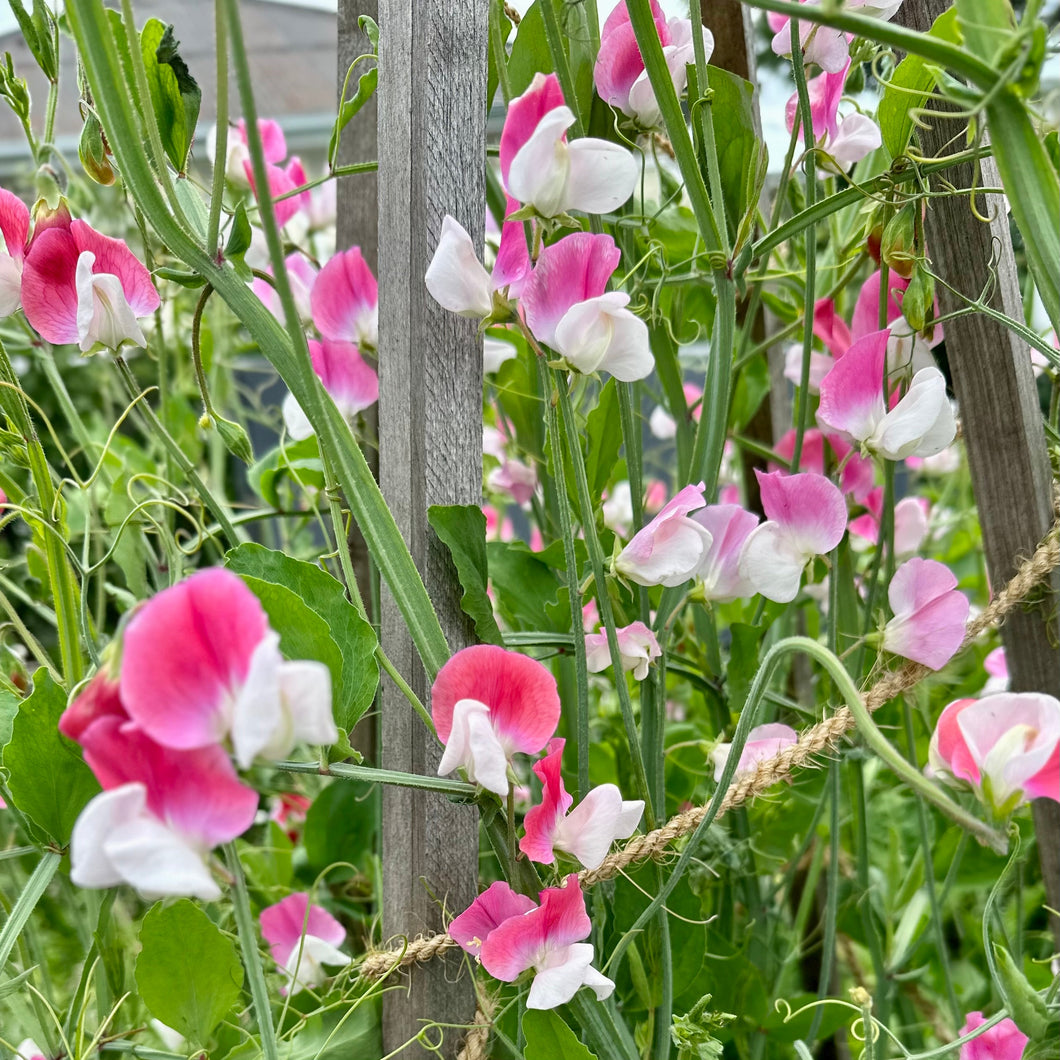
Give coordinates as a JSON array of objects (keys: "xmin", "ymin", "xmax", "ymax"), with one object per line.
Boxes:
[{"xmin": 375, "ymin": 1, "xmax": 486, "ymax": 1053}]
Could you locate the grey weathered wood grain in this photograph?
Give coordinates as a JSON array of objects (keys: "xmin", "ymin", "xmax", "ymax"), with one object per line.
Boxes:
[
  {"xmin": 896, "ymin": 0, "xmax": 1060, "ymax": 943},
  {"xmin": 376, "ymin": 0, "xmax": 486, "ymax": 1052}
]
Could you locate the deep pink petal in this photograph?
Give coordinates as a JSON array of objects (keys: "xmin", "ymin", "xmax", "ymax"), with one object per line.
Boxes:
[
  {"xmin": 261, "ymin": 892, "xmax": 346, "ymax": 966},
  {"xmin": 21, "ymin": 227, "xmax": 80, "ymax": 343},
  {"xmin": 930, "ymin": 699, "xmax": 981, "ymax": 785},
  {"xmin": 59, "ymin": 668, "xmax": 126, "ymax": 742},
  {"xmin": 430, "ymin": 645, "xmax": 560, "ymax": 754},
  {"xmin": 311, "ymin": 247, "xmax": 379, "ymax": 344},
  {"xmin": 237, "ymin": 118, "xmax": 288, "ymax": 164},
  {"xmin": 309, "ymin": 340, "xmax": 378, "ymax": 415},
  {"xmin": 500, "ymin": 73, "xmax": 566, "ymax": 185},
  {"xmin": 1023, "ymin": 744, "xmax": 1060, "ymax": 802},
  {"xmin": 492, "ymin": 196, "xmax": 531, "ymax": 295},
  {"xmin": 0, "ymin": 188, "xmax": 29, "ymax": 262},
  {"xmin": 958, "ymin": 1012, "xmax": 1029, "ymax": 1060},
  {"xmin": 594, "ymin": 21, "xmax": 649, "ymax": 113},
  {"xmin": 817, "ymin": 329, "xmax": 890, "ymax": 443},
  {"xmin": 70, "ymin": 220, "xmax": 160, "ymax": 317},
  {"xmin": 449, "ymin": 881, "xmax": 538, "ymax": 956},
  {"xmin": 521, "ymin": 738, "xmax": 573, "ymax": 864},
  {"xmin": 812, "ymin": 298, "xmax": 853, "ymax": 358},
  {"xmin": 120, "ymin": 568, "xmax": 270, "ymax": 750},
  {"xmin": 244, "ymin": 159, "xmax": 306, "ymax": 230},
  {"xmin": 755, "ymin": 470, "xmax": 847, "ymax": 555},
  {"xmin": 852, "ymin": 270, "xmax": 908, "ymax": 339}
]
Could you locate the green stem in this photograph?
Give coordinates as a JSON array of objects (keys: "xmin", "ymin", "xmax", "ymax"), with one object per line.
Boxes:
[
  {"xmin": 489, "ymin": 0, "xmax": 513, "ymax": 105},
  {"xmin": 207, "ymin": 0, "xmax": 229, "ymax": 258},
  {"xmin": 0, "ymin": 852, "xmax": 61, "ymax": 971},
  {"xmin": 273, "ymin": 759, "xmax": 475, "ymax": 796},
  {"xmin": 539, "ymin": 0, "xmax": 583, "ymax": 136}
]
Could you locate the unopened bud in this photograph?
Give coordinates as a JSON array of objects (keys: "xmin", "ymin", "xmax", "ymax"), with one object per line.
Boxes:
[
  {"xmin": 880, "ymin": 204, "xmax": 917, "ymax": 279},
  {"xmin": 902, "ymin": 265, "xmax": 935, "ymax": 334},
  {"xmin": 79, "ymin": 112, "xmax": 115, "ymax": 186}
]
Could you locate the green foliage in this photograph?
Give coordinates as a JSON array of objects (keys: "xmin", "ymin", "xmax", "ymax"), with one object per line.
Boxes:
[
  {"xmin": 140, "ymin": 19, "xmax": 201, "ymax": 174},
  {"xmin": 584, "ymin": 378, "xmax": 622, "ymax": 506},
  {"xmin": 507, "ymin": 1, "xmax": 551, "ymax": 98},
  {"xmin": 302, "ymin": 778, "xmax": 378, "ymax": 874},
  {"xmin": 329, "ymin": 55, "xmax": 378, "ymax": 168},
  {"xmin": 522, "ymin": 1009, "xmax": 598, "ymax": 1059}
]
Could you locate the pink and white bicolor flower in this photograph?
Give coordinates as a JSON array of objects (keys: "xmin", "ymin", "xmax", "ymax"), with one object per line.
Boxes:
[
  {"xmin": 772, "ymin": 428, "xmax": 876, "ymax": 503},
  {"xmin": 312, "ymin": 246, "xmax": 378, "ymax": 351},
  {"xmin": 260, "ymin": 892, "xmax": 351, "ymax": 995},
  {"xmin": 614, "ymin": 482, "xmax": 713, "ymax": 587},
  {"xmin": 282, "ymin": 339, "xmax": 379, "ymax": 441},
  {"xmin": 817, "ymin": 329, "xmax": 955, "ymax": 461},
  {"xmin": 500, "ymin": 73, "xmax": 638, "ymax": 218},
  {"xmin": 519, "ymin": 231, "xmax": 653, "ymax": 381},
  {"xmin": 881, "ymin": 558, "xmax": 969, "ymax": 670},
  {"xmin": 118, "ymin": 568, "xmax": 336, "ymax": 768},
  {"xmin": 848, "ymin": 488, "xmax": 930, "ymax": 558},
  {"xmin": 584, "ymin": 620, "xmax": 661, "ymax": 681},
  {"xmin": 957, "ymin": 1012, "xmax": 1029, "ymax": 1060},
  {"xmin": 431, "ymin": 645, "xmax": 561, "ymax": 797},
  {"xmin": 209, "ymin": 117, "xmax": 288, "ymax": 189},
  {"xmin": 15, "ymin": 1042, "xmax": 46, "ymax": 1060},
  {"xmin": 738, "ymin": 470, "xmax": 848, "ymax": 603},
  {"xmin": 784, "ymin": 61, "xmax": 881, "ymax": 167},
  {"xmin": 21, "ymin": 219, "xmax": 160, "ymax": 353},
  {"xmin": 690, "ymin": 504, "xmax": 760, "ymax": 603},
  {"xmin": 710, "ymin": 723, "xmax": 799, "ymax": 782},
  {"xmin": 852, "ymin": 269, "xmax": 942, "ymax": 372},
  {"xmin": 449, "ymin": 880, "xmax": 538, "ymax": 959},
  {"xmin": 929, "ymin": 693, "xmax": 1060, "ymax": 814},
  {"xmin": 520, "ymin": 738, "xmax": 644, "ymax": 870},
  {"xmin": 232, "ymin": 118, "xmax": 310, "ymax": 230},
  {"xmin": 771, "ymin": 0, "xmax": 904, "ymax": 73},
  {"xmin": 252, "ymin": 251, "xmax": 318, "ymax": 324},
  {"xmin": 0, "ymin": 187, "xmax": 30, "ymax": 315}
]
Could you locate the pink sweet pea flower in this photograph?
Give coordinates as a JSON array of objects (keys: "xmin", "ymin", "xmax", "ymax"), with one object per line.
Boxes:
[
  {"xmin": 771, "ymin": 0, "xmax": 903, "ymax": 72},
  {"xmin": 602, "ymin": 480, "xmax": 634, "ymax": 535},
  {"xmin": 817, "ymin": 329, "xmax": 955, "ymax": 460},
  {"xmin": 119, "ymin": 569, "xmax": 335, "ymax": 767},
  {"xmin": 244, "ymin": 152, "xmax": 310, "ymax": 230},
  {"xmin": 0, "ymin": 188, "xmax": 30, "ymax": 315},
  {"xmin": 478, "ymin": 875, "xmax": 615, "ymax": 1010},
  {"xmin": 16, "ymin": 1042, "xmax": 46, "ymax": 1060},
  {"xmin": 784, "ymin": 61, "xmax": 881, "ymax": 166},
  {"xmin": 848, "ymin": 489, "xmax": 930, "ymax": 557},
  {"xmin": 691, "ymin": 504, "xmax": 759, "ymax": 603},
  {"xmin": 738, "ymin": 470, "xmax": 847, "ymax": 602},
  {"xmin": 772, "ymin": 429, "xmax": 875, "ymax": 502},
  {"xmin": 982, "ymin": 647, "xmax": 1009, "ymax": 694},
  {"xmin": 431, "ymin": 645, "xmax": 561, "ymax": 797},
  {"xmin": 450, "ymin": 880, "xmax": 538, "ymax": 958},
  {"xmin": 929, "ymin": 694, "xmax": 1060, "ymax": 813},
  {"xmin": 581, "ymin": 599, "xmax": 600, "ymax": 631},
  {"xmin": 487, "ymin": 456, "xmax": 538, "ymax": 506},
  {"xmin": 852, "ymin": 269, "xmax": 942, "ymax": 369},
  {"xmin": 269, "ymin": 792, "xmax": 312, "ymax": 842},
  {"xmin": 311, "ymin": 246, "xmax": 378, "ymax": 350},
  {"xmin": 614, "ymin": 482, "xmax": 712, "ymax": 587},
  {"xmin": 710, "ymin": 723, "xmax": 798, "ymax": 782},
  {"xmin": 21, "ymin": 220, "xmax": 160, "ymax": 352},
  {"xmin": 252, "ymin": 251, "xmax": 318, "ymax": 323},
  {"xmin": 813, "ymin": 297, "xmax": 853, "ymax": 358},
  {"xmin": 882, "ymin": 558, "xmax": 969, "ymax": 670},
  {"xmin": 520, "ymin": 738, "xmax": 644, "ymax": 869},
  {"xmin": 260, "ymin": 892, "xmax": 351, "ymax": 995},
  {"xmin": 282, "ymin": 339, "xmax": 378, "ymax": 441},
  {"xmin": 957, "ymin": 1012, "xmax": 1028, "ymax": 1060},
  {"xmin": 211, "ymin": 117, "xmax": 288, "ymax": 187},
  {"xmin": 584, "ymin": 620, "xmax": 661, "ymax": 680},
  {"xmin": 500, "ymin": 73, "xmax": 638, "ymax": 218},
  {"xmin": 519, "ymin": 231, "xmax": 652, "ymax": 381}
]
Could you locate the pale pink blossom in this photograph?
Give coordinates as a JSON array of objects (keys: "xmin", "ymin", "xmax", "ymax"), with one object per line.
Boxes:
[
  {"xmin": 783, "ymin": 344, "xmax": 835, "ymax": 394},
  {"xmin": 882, "ymin": 558, "xmax": 968, "ymax": 670},
  {"xmin": 906, "ymin": 446, "xmax": 960, "ymax": 474},
  {"xmin": 711, "ymin": 723, "xmax": 798, "ymax": 782},
  {"xmin": 739, "ymin": 470, "xmax": 847, "ymax": 602},
  {"xmin": 614, "ymin": 482, "xmax": 712, "ymax": 587},
  {"xmin": 282, "ymin": 339, "xmax": 378, "ymax": 441},
  {"xmin": 432, "ymin": 645, "xmax": 561, "ymax": 797},
  {"xmin": 772, "ymin": 428, "xmax": 875, "ymax": 501},
  {"xmin": 581, "ymin": 599, "xmax": 599, "ymax": 632},
  {"xmin": 649, "ymin": 383, "xmax": 702, "ymax": 438},
  {"xmin": 957, "ymin": 1012, "xmax": 1028, "ymax": 1060},
  {"xmin": 929, "ymin": 693, "xmax": 1060, "ymax": 812},
  {"xmin": 312, "ymin": 246, "xmax": 378, "ymax": 350},
  {"xmin": 602, "ymin": 480, "xmax": 634, "ymax": 535},
  {"xmin": 260, "ymin": 892, "xmax": 350, "ymax": 994},
  {"xmin": 484, "ymin": 504, "xmax": 515, "ymax": 542},
  {"xmin": 645, "ymin": 479, "xmax": 668, "ymax": 513},
  {"xmin": 487, "ymin": 457, "xmax": 538, "ymax": 506},
  {"xmin": 500, "ymin": 73, "xmax": 638, "ymax": 218},
  {"xmin": 691, "ymin": 504, "xmax": 759, "ymax": 603},
  {"xmin": 521, "ymin": 738, "xmax": 643, "ymax": 869},
  {"xmin": 252, "ymin": 251, "xmax": 317, "ymax": 323},
  {"xmin": 584, "ymin": 620, "xmax": 661, "ymax": 680},
  {"xmin": 15, "ymin": 1042, "xmax": 45, "ymax": 1060},
  {"xmin": 209, "ymin": 117, "xmax": 287, "ymax": 188},
  {"xmin": 784, "ymin": 61, "xmax": 881, "ymax": 166},
  {"xmin": 771, "ymin": 0, "xmax": 903, "ymax": 72},
  {"xmin": 982, "ymin": 647, "xmax": 1009, "ymax": 694},
  {"xmin": 848, "ymin": 490, "xmax": 930, "ymax": 556}
]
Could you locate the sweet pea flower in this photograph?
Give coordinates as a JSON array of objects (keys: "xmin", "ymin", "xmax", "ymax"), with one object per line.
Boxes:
[
  {"xmin": 783, "ymin": 344, "xmax": 836, "ymax": 394},
  {"xmin": 487, "ymin": 456, "xmax": 538, "ymax": 506},
  {"xmin": 584, "ymin": 620, "xmax": 661, "ymax": 681},
  {"xmin": 785, "ymin": 61, "xmax": 881, "ymax": 167},
  {"xmin": 252, "ymin": 251, "xmax": 318, "ymax": 323},
  {"xmin": 614, "ymin": 482, "xmax": 712, "ymax": 587},
  {"xmin": 209, "ymin": 117, "xmax": 288, "ymax": 188},
  {"xmin": 21, "ymin": 219, "xmax": 160, "ymax": 353},
  {"xmin": 118, "ymin": 568, "xmax": 335, "ymax": 768},
  {"xmin": 602, "ymin": 480, "xmax": 634, "ymax": 535},
  {"xmin": 739, "ymin": 470, "xmax": 847, "ymax": 602},
  {"xmin": 260, "ymin": 892, "xmax": 351, "ymax": 995},
  {"xmin": 817, "ymin": 329, "xmax": 955, "ymax": 461},
  {"xmin": 500, "ymin": 73, "xmax": 638, "ymax": 218},
  {"xmin": 269, "ymin": 792, "xmax": 312, "ymax": 842},
  {"xmin": 649, "ymin": 382, "xmax": 702, "ymax": 439},
  {"xmin": 450, "ymin": 880, "xmax": 538, "ymax": 958},
  {"xmin": 881, "ymin": 558, "xmax": 969, "ymax": 670},
  {"xmin": 476, "ymin": 875, "xmax": 615, "ymax": 1010},
  {"xmin": 16, "ymin": 1042, "xmax": 46, "ymax": 1060},
  {"xmin": 691, "ymin": 504, "xmax": 759, "ymax": 603},
  {"xmin": 929, "ymin": 693, "xmax": 1060, "ymax": 813},
  {"xmin": 957, "ymin": 1012, "xmax": 1028, "ymax": 1060},
  {"xmin": 982, "ymin": 647, "xmax": 1009, "ymax": 694},
  {"xmin": 282, "ymin": 339, "xmax": 379, "ymax": 441},
  {"xmin": 521, "ymin": 739, "xmax": 644, "ymax": 869},
  {"xmin": 771, "ymin": 0, "xmax": 904, "ymax": 72},
  {"xmin": 848, "ymin": 488, "xmax": 930, "ymax": 556},
  {"xmin": 710, "ymin": 723, "xmax": 799, "ymax": 782},
  {"xmin": 772, "ymin": 428, "xmax": 876, "ymax": 502},
  {"xmin": 0, "ymin": 188, "xmax": 30, "ymax": 315},
  {"xmin": 241, "ymin": 130, "xmax": 310, "ymax": 229},
  {"xmin": 852, "ymin": 269, "xmax": 942, "ymax": 371},
  {"xmin": 484, "ymin": 333, "xmax": 518, "ymax": 373},
  {"xmin": 813, "ymin": 298, "xmax": 854, "ymax": 358},
  {"xmin": 312, "ymin": 246, "xmax": 378, "ymax": 350},
  {"xmin": 432, "ymin": 645, "xmax": 561, "ymax": 797}
]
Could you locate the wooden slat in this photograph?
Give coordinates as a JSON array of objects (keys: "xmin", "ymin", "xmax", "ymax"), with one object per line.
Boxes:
[{"xmin": 375, "ymin": 0, "xmax": 486, "ymax": 1052}]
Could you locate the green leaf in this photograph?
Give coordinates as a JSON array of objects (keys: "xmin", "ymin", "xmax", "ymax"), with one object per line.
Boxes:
[
  {"xmin": 993, "ymin": 942, "xmax": 1054, "ymax": 1040},
  {"xmin": 328, "ymin": 62, "xmax": 378, "ymax": 168},
  {"xmin": 584, "ymin": 378, "xmax": 622, "ymax": 504},
  {"xmin": 303, "ymin": 778, "xmax": 378, "ymax": 873},
  {"xmin": 224, "ymin": 202, "xmax": 253, "ymax": 262},
  {"xmin": 730, "ymin": 354, "xmax": 770, "ymax": 432},
  {"xmin": 508, "ymin": 1, "xmax": 552, "ymax": 97},
  {"xmin": 522, "ymin": 1009, "xmax": 598, "ymax": 1059},
  {"xmin": 726, "ymin": 624, "xmax": 764, "ymax": 716},
  {"xmin": 487, "ymin": 541, "xmax": 560, "ymax": 632},
  {"xmin": 9, "ymin": 0, "xmax": 57, "ymax": 81},
  {"xmin": 248, "ymin": 435, "xmax": 326, "ymax": 508},
  {"xmin": 140, "ymin": 19, "xmax": 201, "ymax": 174},
  {"xmin": 0, "ymin": 688, "xmax": 20, "ymax": 750},
  {"xmin": 224, "ymin": 544, "xmax": 379, "ymax": 730},
  {"xmin": 3, "ymin": 669, "xmax": 100, "ymax": 844},
  {"xmin": 428, "ymin": 505, "xmax": 503, "ymax": 646},
  {"xmin": 136, "ymin": 900, "xmax": 243, "ymax": 1047}
]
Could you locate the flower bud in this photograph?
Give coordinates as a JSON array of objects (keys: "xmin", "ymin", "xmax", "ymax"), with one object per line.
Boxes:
[
  {"xmin": 901, "ymin": 264, "xmax": 935, "ymax": 334},
  {"xmin": 880, "ymin": 203, "xmax": 917, "ymax": 279}
]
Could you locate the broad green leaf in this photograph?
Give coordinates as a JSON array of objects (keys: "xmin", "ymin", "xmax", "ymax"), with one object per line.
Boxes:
[
  {"xmin": 140, "ymin": 20, "xmax": 201, "ymax": 174},
  {"xmin": 726, "ymin": 624, "xmax": 764, "ymax": 716},
  {"xmin": 522, "ymin": 1009, "xmax": 598, "ymax": 1059},
  {"xmin": 584, "ymin": 378, "xmax": 622, "ymax": 504},
  {"xmin": 136, "ymin": 900, "xmax": 242, "ymax": 1046},
  {"xmin": 248, "ymin": 435, "xmax": 326, "ymax": 508},
  {"xmin": 507, "ymin": 1, "xmax": 552, "ymax": 98},
  {"xmin": 224, "ymin": 544, "xmax": 379, "ymax": 730},
  {"xmin": 487, "ymin": 541, "xmax": 560, "ymax": 632},
  {"xmin": 303, "ymin": 778, "xmax": 378, "ymax": 873},
  {"xmin": 428, "ymin": 504, "xmax": 503, "ymax": 645},
  {"xmin": 3, "ymin": 669, "xmax": 100, "ymax": 844}
]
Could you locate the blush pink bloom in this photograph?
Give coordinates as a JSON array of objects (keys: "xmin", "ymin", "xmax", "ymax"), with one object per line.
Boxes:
[
  {"xmin": 602, "ymin": 480, "xmax": 634, "ymax": 535},
  {"xmin": 813, "ymin": 297, "xmax": 854, "ymax": 358},
  {"xmin": 21, "ymin": 219, "xmax": 160, "ymax": 352},
  {"xmin": 784, "ymin": 61, "xmax": 881, "ymax": 166},
  {"xmin": 521, "ymin": 738, "xmax": 644, "ymax": 870},
  {"xmin": 852, "ymin": 269, "xmax": 942, "ymax": 370},
  {"xmin": 500, "ymin": 73, "xmax": 638, "ymax": 218},
  {"xmin": 957, "ymin": 1012, "xmax": 1028, "ymax": 1060},
  {"xmin": 243, "ymin": 150, "xmax": 310, "ymax": 229},
  {"xmin": 882, "ymin": 558, "xmax": 969, "ymax": 670},
  {"xmin": 260, "ymin": 892, "xmax": 350, "ymax": 994},
  {"xmin": 929, "ymin": 694, "xmax": 1060, "ymax": 813},
  {"xmin": 738, "ymin": 470, "xmax": 847, "ymax": 602},
  {"xmin": 282, "ymin": 339, "xmax": 379, "ymax": 441},
  {"xmin": 691, "ymin": 504, "xmax": 759, "ymax": 603},
  {"xmin": 584, "ymin": 620, "xmax": 661, "ymax": 681},
  {"xmin": 614, "ymin": 482, "xmax": 712, "ymax": 587},
  {"xmin": 252, "ymin": 251, "xmax": 318, "ymax": 323},
  {"xmin": 450, "ymin": 880, "xmax": 538, "ymax": 958},
  {"xmin": 817, "ymin": 329, "xmax": 955, "ymax": 460},
  {"xmin": 269, "ymin": 792, "xmax": 312, "ymax": 842},
  {"xmin": 982, "ymin": 647, "xmax": 1009, "ymax": 694},
  {"xmin": 771, "ymin": 0, "xmax": 903, "ymax": 72},
  {"xmin": 119, "ymin": 568, "xmax": 335, "ymax": 767},
  {"xmin": 431, "ymin": 645, "xmax": 561, "ymax": 797},
  {"xmin": 710, "ymin": 723, "xmax": 798, "ymax": 782},
  {"xmin": 487, "ymin": 457, "xmax": 538, "ymax": 506},
  {"xmin": 211, "ymin": 117, "xmax": 288, "ymax": 187},
  {"xmin": 772, "ymin": 429, "xmax": 875, "ymax": 503},
  {"xmin": 848, "ymin": 489, "xmax": 930, "ymax": 557},
  {"xmin": 478, "ymin": 875, "xmax": 615, "ymax": 1010},
  {"xmin": 311, "ymin": 246, "xmax": 378, "ymax": 350},
  {"xmin": 0, "ymin": 188, "xmax": 30, "ymax": 315}
]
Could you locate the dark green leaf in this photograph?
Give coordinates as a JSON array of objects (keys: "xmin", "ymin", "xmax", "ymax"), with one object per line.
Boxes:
[
  {"xmin": 584, "ymin": 378, "xmax": 622, "ymax": 504},
  {"xmin": 303, "ymin": 778, "xmax": 378, "ymax": 873},
  {"xmin": 487, "ymin": 541, "xmax": 560, "ymax": 632},
  {"xmin": 522, "ymin": 1009, "xmax": 598, "ymax": 1059}
]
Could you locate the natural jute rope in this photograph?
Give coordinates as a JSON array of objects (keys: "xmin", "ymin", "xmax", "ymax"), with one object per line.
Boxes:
[{"xmin": 358, "ymin": 515, "xmax": 1060, "ymax": 981}]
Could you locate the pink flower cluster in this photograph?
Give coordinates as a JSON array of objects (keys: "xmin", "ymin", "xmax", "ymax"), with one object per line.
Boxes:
[{"xmin": 60, "ymin": 568, "xmax": 335, "ymax": 900}]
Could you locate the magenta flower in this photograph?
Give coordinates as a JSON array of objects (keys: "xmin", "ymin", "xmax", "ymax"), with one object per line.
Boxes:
[
  {"xmin": 957, "ymin": 1012, "xmax": 1029, "ymax": 1060},
  {"xmin": 784, "ymin": 61, "xmax": 881, "ymax": 166},
  {"xmin": 500, "ymin": 73, "xmax": 638, "ymax": 218},
  {"xmin": 520, "ymin": 738, "xmax": 643, "ymax": 870},
  {"xmin": 584, "ymin": 620, "xmax": 661, "ymax": 681},
  {"xmin": 882, "ymin": 558, "xmax": 969, "ymax": 670},
  {"xmin": 211, "ymin": 117, "xmax": 288, "ymax": 188},
  {"xmin": 710, "ymin": 723, "xmax": 799, "ymax": 782},
  {"xmin": 431, "ymin": 645, "xmax": 561, "ymax": 797},
  {"xmin": 282, "ymin": 339, "xmax": 378, "ymax": 441},
  {"xmin": 21, "ymin": 219, "xmax": 160, "ymax": 352},
  {"xmin": 260, "ymin": 892, "xmax": 350, "ymax": 994},
  {"xmin": 119, "ymin": 569, "xmax": 335, "ymax": 767},
  {"xmin": 0, "ymin": 188, "xmax": 31, "ymax": 315},
  {"xmin": 689, "ymin": 504, "xmax": 759, "ymax": 603},
  {"xmin": 929, "ymin": 694, "xmax": 1060, "ymax": 813},
  {"xmin": 738, "ymin": 470, "xmax": 847, "ymax": 602},
  {"xmin": 311, "ymin": 246, "xmax": 378, "ymax": 350},
  {"xmin": 234, "ymin": 120, "xmax": 310, "ymax": 229},
  {"xmin": 813, "ymin": 297, "xmax": 854, "ymax": 358},
  {"xmin": 450, "ymin": 880, "xmax": 537, "ymax": 958},
  {"xmin": 614, "ymin": 482, "xmax": 712, "ymax": 587},
  {"xmin": 852, "ymin": 269, "xmax": 942, "ymax": 372}
]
